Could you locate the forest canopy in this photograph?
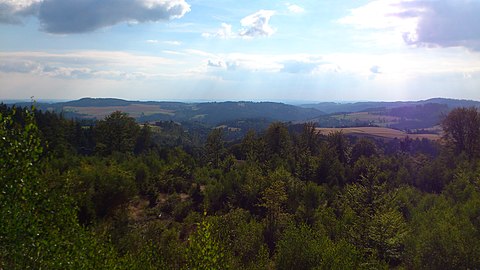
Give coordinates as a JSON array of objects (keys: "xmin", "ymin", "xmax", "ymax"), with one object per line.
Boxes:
[{"xmin": 1, "ymin": 104, "xmax": 480, "ymax": 269}]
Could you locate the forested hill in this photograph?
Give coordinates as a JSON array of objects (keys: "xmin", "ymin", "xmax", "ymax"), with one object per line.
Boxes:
[
  {"xmin": 14, "ymin": 98, "xmax": 325, "ymax": 124},
  {"xmin": 300, "ymin": 98, "xmax": 480, "ymax": 114}
]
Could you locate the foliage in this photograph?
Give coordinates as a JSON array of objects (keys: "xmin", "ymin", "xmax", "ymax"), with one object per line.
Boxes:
[
  {"xmin": 441, "ymin": 107, "xmax": 480, "ymax": 159},
  {"xmin": 95, "ymin": 111, "xmax": 140, "ymax": 155},
  {"xmin": 275, "ymin": 224, "xmax": 367, "ymax": 270},
  {"xmin": 2, "ymin": 107, "xmax": 480, "ymax": 268},
  {"xmin": 186, "ymin": 215, "xmax": 228, "ymax": 270},
  {"xmin": 0, "ymin": 107, "xmax": 120, "ymax": 269}
]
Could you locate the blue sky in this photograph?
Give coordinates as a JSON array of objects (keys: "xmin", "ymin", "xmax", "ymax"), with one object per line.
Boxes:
[{"xmin": 1, "ymin": 0, "xmax": 480, "ymax": 102}]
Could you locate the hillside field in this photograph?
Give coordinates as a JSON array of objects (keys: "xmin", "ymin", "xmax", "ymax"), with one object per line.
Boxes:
[{"xmin": 316, "ymin": 126, "xmax": 441, "ymax": 141}]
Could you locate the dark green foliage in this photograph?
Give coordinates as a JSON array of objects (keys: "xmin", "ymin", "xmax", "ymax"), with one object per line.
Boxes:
[
  {"xmin": 441, "ymin": 107, "xmax": 480, "ymax": 159},
  {"xmin": 205, "ymin": 128, "xmax": 226, "ymax": 168},
  {"xmin": 95, "ymin": 111, "xmax": 140, "ymax": 154},
  {"xmin": 327, "ymin": 130, "xmax": 351, "ymax": 164},
  {"xmin": 351, "ymin": 138, "xmax": 377, "ymax": 164}
]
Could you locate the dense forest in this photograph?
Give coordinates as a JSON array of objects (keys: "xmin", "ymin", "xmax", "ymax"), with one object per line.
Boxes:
[{"xmin": 1, "ymin": 103, "xmax": 480, "ymax": 269}]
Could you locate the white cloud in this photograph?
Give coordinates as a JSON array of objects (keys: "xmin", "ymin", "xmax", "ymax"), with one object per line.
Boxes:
[
  {"xmin": 0, "ymin": 51, "xmax": 178, "ymax": 80},
  {"xmin": 146, "ymin": 40, "xmax": 182, "ymax": 45},
  {"xmin": 0, "ymin": 0, "xmax": 40, "ymax": 23},
  {"xmin": 239, "ymin": 10, "xmax": 275, "ymax": 38},
  {"xmin": 338, "ymin": 0, "xmax": 416, "ymax": 30},
  {"xmin": 339, "ymin": 0, "xmax": 480, "ymax": 51},
  {"xmin": 0, "ymin": 0, "xmax": 190, "ymax": 33},
  {"xmin": 286, "ymin": 3, "xmax": 304, "ymax": 14},
  {"xmin": 163, "ymin": 40, "xmax": 182, "ymax": 46},
  {"xmin": 3, "ymin": 47, "xmax": 480, "ymax": 101},
  {"xmin": 202, "ymin": 10, "xmax": 276, "ymax": 40},
  {"xmin": 202, "ymin": 23, "xmax": 234, "ymax": 39}
]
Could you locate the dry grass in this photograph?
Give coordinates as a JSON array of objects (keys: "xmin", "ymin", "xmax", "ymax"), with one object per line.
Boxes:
[{"xmin": 316, "ymin": 127, "xmax": 441, "ymax": 141}]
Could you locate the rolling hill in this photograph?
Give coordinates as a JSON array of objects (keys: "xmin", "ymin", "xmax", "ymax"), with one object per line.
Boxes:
[
  {"xmin": 300, "ymin": 98, "xmax": 480, "ymax": 114},
  {"xmin": 17, "ymin": 98, "xmax": 326, "ymax": 125}
]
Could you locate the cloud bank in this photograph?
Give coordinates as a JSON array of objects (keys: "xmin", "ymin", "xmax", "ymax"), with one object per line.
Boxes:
[
  {"xmin": 399, "ymin": 0, "xmax": 480, "ymax": 51},
  {"xmin": 340, "ymin": 0, "xmax": 480, "ymax": 51},
  {"xmin": 0, "ymin": 0, "xmax": 190, "ymax": 33}
]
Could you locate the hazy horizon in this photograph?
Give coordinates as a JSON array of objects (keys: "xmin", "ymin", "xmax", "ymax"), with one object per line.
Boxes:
[
  {"xmin": 2, "ymin": 96, "xmax": 480, "ymax": 107},
  {"xmin": 1, "ymin": 0, "xmax": 480, "ymax": 101}
]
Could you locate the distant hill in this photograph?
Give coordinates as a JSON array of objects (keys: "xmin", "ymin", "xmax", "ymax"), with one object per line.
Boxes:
[
  {"xmin": 7, "ymin": 97, "xmax": 479, "ymax": 133},
  {"xmin": 15, "ymin": 98, "xmax": 325, "ymax": 125},
  {"xmin": 300, "ymin": 98, "xmax": 480, "ymax": 114}
]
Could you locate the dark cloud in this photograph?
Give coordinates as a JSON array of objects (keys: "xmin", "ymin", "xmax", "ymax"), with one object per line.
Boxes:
[
  {"xmin": 398, "ymin": 0, "xmax": 480, "ymax": 51},
  {"xmin": 0, "ymin": 0, "xmax": 190, "ymax": 33}
]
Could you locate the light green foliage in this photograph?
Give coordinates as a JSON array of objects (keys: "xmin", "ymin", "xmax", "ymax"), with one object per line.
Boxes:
[
  {"xmin": 406, "ymin": 195, "xmax": 480, "ymax": 269},
  {"xmin": 405, "ymin": 170, "xmax": 480, "ymax": 269},
  {"xmin": 275, "ymin": 224, "xmax": 366, "ymax": 270},
  {"xmin": 186, "ymin": 216, "xmax": 228, "ymax": 270},
  {"xmin": 0, "ymin": 107, "xmax": 120, "ymax": 269},
  {"xmin": 342, "ymin": 162, "xmax": 408, "ymax": 265}
]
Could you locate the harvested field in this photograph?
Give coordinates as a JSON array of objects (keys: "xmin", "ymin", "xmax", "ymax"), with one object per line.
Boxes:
[{"xmin": 316, "ymin": 127, "xmax": 441, "ymax": 141}]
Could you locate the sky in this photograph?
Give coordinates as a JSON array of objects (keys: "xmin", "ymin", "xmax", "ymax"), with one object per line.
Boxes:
[{"xmin": 1, "ymin": 0, "xmax": 480, "ymax": 102}]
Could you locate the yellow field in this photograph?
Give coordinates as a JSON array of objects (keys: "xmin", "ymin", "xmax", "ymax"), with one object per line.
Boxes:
[{"xmin": 316, "ymin": 127, "xmax": 441, "ymax": 141}]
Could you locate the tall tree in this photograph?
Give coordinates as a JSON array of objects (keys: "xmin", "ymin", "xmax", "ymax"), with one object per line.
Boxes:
[
  {"xmin": 327, "ymin": 130, "xmax": 351, "ymax": 164},
  {"xmin": 205, "ymin": 128, "xmax": 226, "ymax": 168},
  {"xmin": 441, "ymin": 107, "xmax": 480, "ymax": 159},
  {"xmin": 94, "ymin": 111, "xmax": 140, "ymax": 155}
]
